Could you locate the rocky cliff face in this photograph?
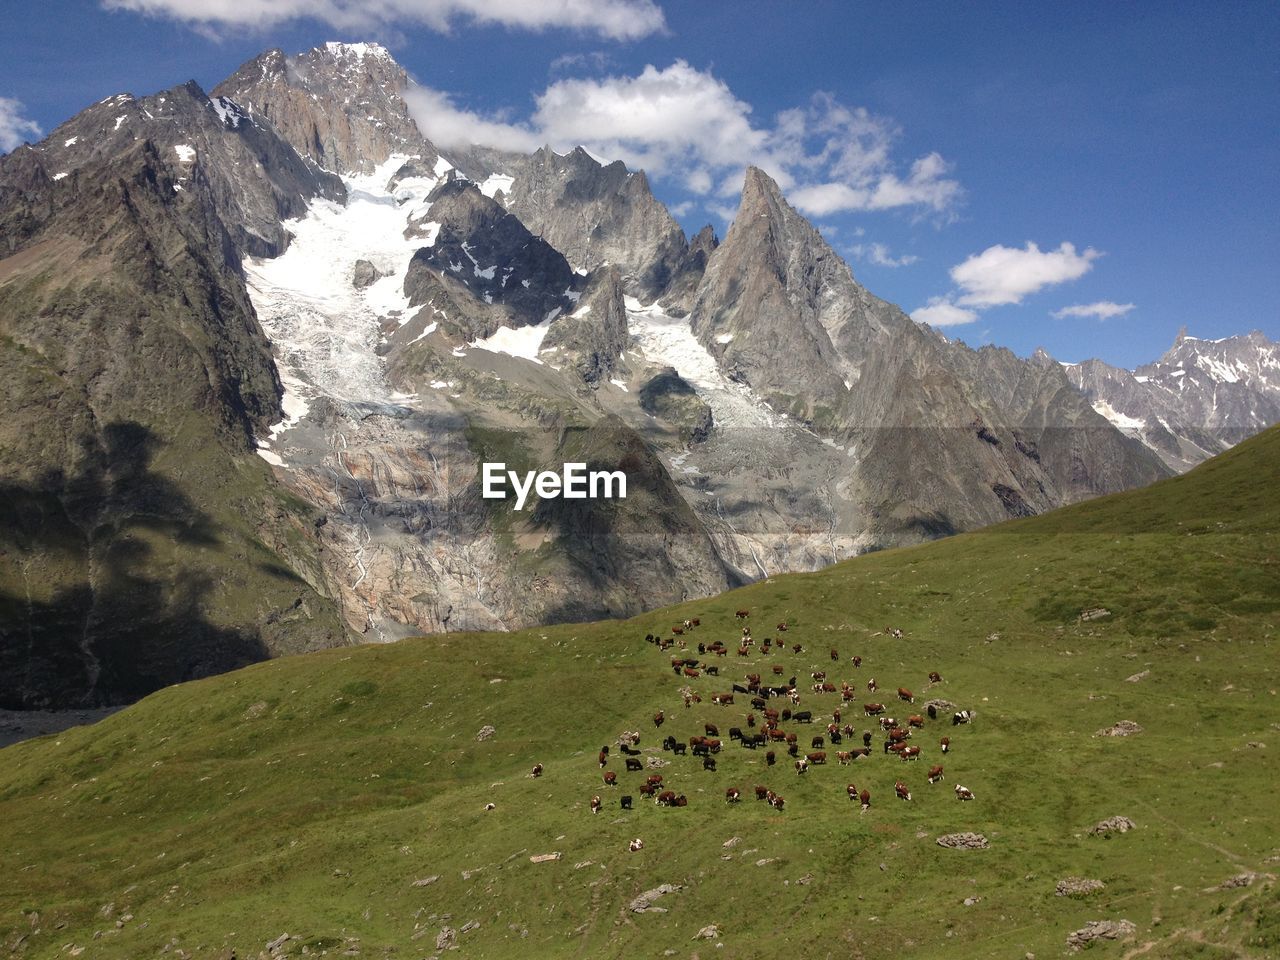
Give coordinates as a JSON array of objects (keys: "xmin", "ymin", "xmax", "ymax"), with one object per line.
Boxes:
[
  {"xmin": 453, "ymin": 144, "xmax": 689, "ymax": 299},
  {"xmin": 0, "ymin": 80, "xmax": 351, "ymax": 707},
  {"xmin": 685, "ymin": 167, "xmax": 1170, "ymax": 540},
  {"xmin": 1059, "ymin": 330, "xmax": 1280, "ymax": 471},
  {"xmin": 213, "ymin": 42, "xmax": 438, "ymax": 176}
]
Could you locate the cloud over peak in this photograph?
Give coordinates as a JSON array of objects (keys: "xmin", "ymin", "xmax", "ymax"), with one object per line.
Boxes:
[
  {"xmin": 1051, "ymin": 300, "xmax": 1135, "ymax": 320},
  {"xmin": 101, "ymin": 0, "xmax": 667, "ymax": 40},
  {"xmin": 405, "ymin": 61, "xmax": 962, "ymax": 222},
  {"xmin": 951, "ymin": 241, "xmax": 1101, "ymax": 308},
  {"xmin": 0, "ymin": 97, "xmax": 42, "ymax": 153}
]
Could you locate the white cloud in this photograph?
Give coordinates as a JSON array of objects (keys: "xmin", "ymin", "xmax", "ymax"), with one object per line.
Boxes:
[
  {"xmin": 401, "ymin": 86, "xmax": 543, "ymax": 152},
  {"xmin": 911, "ymin": 297, "xmax": 978, "ymax": 328},
  {"xmin": 850, "ymin": 241, "xmax": 918, "ymax": 268},
  {"xmin": 404, "ymin": 61, "xmax": 960, "ymax": 219},
  {"xmin": 951, "ymin": 241, "xmax": 1101, "ymax": 308},
  {"xmin": 1051, "ymin": 300, "xmax": 1134, "ymax": 320},
  {"xmin": 100, "ymin": 0, "xmax": 667, "ymax": 39},
  {"xmin": 0, "ymin": 97, "xmax": 42, "ymax": 153}
]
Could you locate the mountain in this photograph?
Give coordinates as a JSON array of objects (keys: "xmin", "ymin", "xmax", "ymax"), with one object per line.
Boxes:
[
  {"xmin": 1058, "ymin": 328, "xmax": 1280, "ymax": 471},
  {"xmin": 3, "ymin": 424, "xmax": 1276, "ymax": 958},
  {"xmin": 0, "ymin": 79, "xmax": 352, "ymax": 708},
  {"xmin": 0, "ymin": 41, "xmax": 1232, "ymax": 709}
]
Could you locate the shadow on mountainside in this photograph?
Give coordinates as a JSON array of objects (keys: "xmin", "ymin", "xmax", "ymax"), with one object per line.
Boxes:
[{"xmin": 0, "ymin": 421, "xmax": 269, "ymax": 709}]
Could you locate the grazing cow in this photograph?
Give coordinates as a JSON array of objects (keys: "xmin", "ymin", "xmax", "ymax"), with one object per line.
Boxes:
[
  {"xmin": 672, "ymin": 742, "xmax": 687, "ymax": 755},
  {"xmin": 811, "ymin": 736, "xmax": 825, "ymax": 749},
  {"xmin": 603, "ymin": 771, "xmax": 618, "ymax": 786},
  {"xmin": 706, "ymin": 665, "xmax": 719, "ymax": 677},
  {"xmin": 598, "ymin": 750, "xmax": 609, "ymax": 768},
  {"xmin": 738, "ymin": 646, "xmax": 750, "ymax": 657},
  {"xmin": 833, "ymin": 709, "xmax": 842, "ymax": 724},
  {"xmin": 729, "ymin": 726, "xmax": 744, "ymax": 741},
  {"xmin": 811, "ymin": 670, "xmax": 826, "ymax": 682},
  {"xmin": 847, "ymin": 783, "xmax": 859, "ymax": 801},
  {"xmin": 766, "ymin": 750, "xmax": 777, "ymax": 766},
  {"xmin": 672, "ymin": 626, "xmax": 683, "ymax": 636},
  {"xmin": 726, "ymin": 787, "xmax": 741, "ymax": 803},
  {"xmin": 777, "ymin": 622, "xmax": 788, "ymax": 632},
  {"xmin": 653, "ymin": 710, "xmax": 665, "ymax": 728},
  {"xmin": 629, "ymin": 838, "xmax": 644, "ymax": 851},
  {"xmin": 940, "ymin": 736, "xmax": 950, "ymax": 754},
  {"xmin": 674, "ymin": 795, "xmax": 688, "ymax": 807},
  {"xmin": 953, "ymin": 710, "xmax": 973, "ymax": 726},
  {"xmin": 590, "ymin": 795, "xmax": 602, "ymax": 814},
  {"xmin": 683, "ymin": 667, "xmax": 700, "ymax": 679},
  {"xmin": 863, "ymin": 731, "xmax": 873, "ymax": 747},
  {"xmin": 647, "ymin": 773, "xmax": 664, "ymax": 786},
  {"xmin": 747, "ymin": 712, "xmax": 757, "ymax": 727},
  {"xmin": 788, "ymin": 744, "xmax": 799, "ymax": 757},
  {"xmin": 880, "ymin": 717, "xmax": 898, "ymax": 731},
  {"xmin": 770, "ymin": 794, "xmax": 786, "ymax": 811},
  {"xmin": 830, "ymin": 731, "xmax": 843, "ymax": 745},
  {"xmin": 895, "ymin": 780, "xmax": 912, "ymax": 802},
  {"xmin": 795, "ymin": 757, "xmax": 808, "ymax": 775},
  {"xmin": 785, "ymin": 732, "xmax": 799, "ymax": 745},
  {"xmin": 864, "ymin": 702, "xmax": 885, "ymax": 716},
  {"xmin": 805, "ymin": 751, "xmax": 827, "ymax": 766},
  {"xmin": 867, "ymin": 678, "xmax": 877, "ymax": 693},
  {"xmin": 705, "ymin": 723, "xmax": 720, "ymax": 737},
  {"xmin": 837, "ymin": 751, "xmax": 853, "ymax": 765},
  {"xmin": 928, "ymin": 671, "xmax": 943, "ymax": 683},
  {"xmin": 755, "ymin": 784, "xmax": 770, "ymax": 801},
  {"xmin": 638, "ymin": 782, "xmax": 656, "ymax": 797},
  {"xmin": 531, "ymin": 763, "xmax": 544, "ymax": 778},
  {"xmin": 792, "ymin": 644, "xmax": 803, "ymax": 654},
  {"xmin": 859, "ymin": 788, "xmax": 871, "ymax": 808},
  {"xmin": 692, "ymin": 618, "xmax": 701, "ymax": 627},
  {"xmin": 908, "ymin": 714, "xmax": 925, "ymax": 728},
  {"xmin": 927, "ymin": 704, "xmax": 937, "ymax": 721},
  {"xmin": 752, "ymin": 696, "xmax": 768, "ymax": 710},
  {"xmin": 735, "ymin": 609, "xmax": 750, "ymax": 619},
  {"xmin": 621, "ymin": 795, "xmax": 633, "ymax": 810},
  {"xmin": 772, "ymin": 665, "xmax": 785, "ymax": 676},
  {"xmin": 827, "ymin": 722, "xmax": 840, "ymax": 736},
  {"xmin": 662, "ymin": 735, "xmax": 675, "ymax": 751},
  {"xmin": 625, "ymin": 758, "xmax": 643, "ymax": 772},
  {"xmin": 731, "ymin": 683, "xmax": 750, "ymax": 695},
  {"xmin": 928, "ymin": 765, "xmax": 944, "ymax": 783},
  {"xmin": 955, "ymin": 784, "xmax": 975, "ymax": 801},
  {"xmin": 748, "ymin": 733, "xmax": 766, "ymax": 748},
  {"xmin": 713, "ymin": 693, "xmax": 734, "ymax": 706},
  {"xmin": 794, "ymin": 710, "xmax": 813, "ymax": 723},
  {"xmin": 830, "ymin": 648, "xmax": 839, "ymax": 661},
  {"xmin": 703, "ymin": 756, "xmax": 717, "ymax": 771},
  {"xmin": 897, "ymin": 687, "xmax": 914, "ymax": 703},
  {"xmin": 852, "ymin": 655, "xmax": 862, "ymax": 668},
  {"xmin": 697, "ymin": 643, "xmax": 706, "ymax": 655},
  {"xmin": 900, "ymin": 745, "xmax": 921, "ymax": 761}
]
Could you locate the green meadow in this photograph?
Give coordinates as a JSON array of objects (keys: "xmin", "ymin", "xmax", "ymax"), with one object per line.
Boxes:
[{"xmin": 3, "ymin": 427, "xmax": 1279, "ymax": 959}]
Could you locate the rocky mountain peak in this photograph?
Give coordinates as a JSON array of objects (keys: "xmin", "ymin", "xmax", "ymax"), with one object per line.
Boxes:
[{"xmin": 212, "ymin": 41, "xmax": 437, "ymax": 175}]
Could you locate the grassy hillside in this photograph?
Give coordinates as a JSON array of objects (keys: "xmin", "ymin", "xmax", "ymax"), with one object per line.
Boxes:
[{"xmin": 2, "ymin": 427, "xmax": 1279, "ymax": 959}]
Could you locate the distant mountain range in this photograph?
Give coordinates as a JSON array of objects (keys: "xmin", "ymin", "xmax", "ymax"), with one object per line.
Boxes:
[
  {"xmin": 1054, "ymin": 328, "xmax": 1280, "ymax": 471},
  {"xmin": 0, "ymin": 41, "xmax": 1271, "ymax": 708}
]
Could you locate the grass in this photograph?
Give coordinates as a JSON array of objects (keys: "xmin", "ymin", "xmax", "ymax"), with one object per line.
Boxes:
[{"xmin": 2, "ymin": 427, "xmax": 1279, "ymax": 958}]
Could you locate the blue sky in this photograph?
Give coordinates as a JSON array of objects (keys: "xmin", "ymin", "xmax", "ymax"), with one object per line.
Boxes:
[{"xmin": 1, "ymin": 0, "xmax": 1277, "ymax": 368}]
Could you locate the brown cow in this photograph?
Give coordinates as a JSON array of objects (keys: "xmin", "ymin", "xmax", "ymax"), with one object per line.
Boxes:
[
  {"xmin": 777, "ymin": 622, "xmax": 788, "ymax": 632},
  {"xmin": 683, "ymin": 667, "xmax": 700, "ymax": 679},
  {"xmin": 928, "ymin": 764, "xmax": 944, "ymax": 783},
  {"xmin": 638, "ymin": 782, "xmax": 656, "ymax": 797},
  {"xmin": 725, "ymin": 787, "xmax": 741, "ymax": 803},
  {"xmin": 603, "ymin": 771, "xmax": 617, "ymax": 786},
  {"xmin": 530, "ymin": 763, "xmax": 544, "ymax": 778},
  {"xmin": 770, "ymin": 794, "xmax": 786, "ymax": 811},
  {"xmin": 895, "ymin": 780, "xmax": 912, "ymax": 801},
  {"xmin": 940, "ymin": 736, "xmax": 950, "ymax": 753},
  {"xmin": 908, "ymin": 714, "xmax": 925, "ymax": 728},
  {"xmin": 859, "ymin": 788, "xmax": 870, "ymax": 808},
  {"xmin": 847, "ymin": 783, "xmax": 859, "ymax": 801},
  {"xmin": 851, "ymin": 655, "xmax": 862, "ymax": 668},
  {"xmin": 806, "ymin": 751, "xmax": 827, "ymax": 765},
  {"xmin": 830, "ymin": 648, "xmax": 839, "ymax": 661},
  {"xmin": 656, "ymin": 790, "xmax": 676, "ymax": 806},
  {"xmin": 864, "ymin": 702, "xmax": 885, "ymax": 716},
  {"xmin": 897, "ymin": 687, "xmax": 914, "ymax": 703},
  {"xmin": 647, "ymin": 773, "xmax": 664, "ymax": 786},
  {"xmin": 590, "ymin": 795, "xmax": 602, "ymax": 814},
  {"xmin": 900, "ymin": 745, "xmax": 921, "ymax": 761},
  {"xmin": 792, "ymin": 644, "xmax": 803, "ymax": 654},
  {"xmin": 837, "ymin": 751, "xmax": 853, "ymax": 765},
  {"xmin": 955, "ymin": 784, "xmax": 975, "ymax": 801},
  {"xmin": 712, "ymin": 693, "xmax": 734, "ymax": 705},
  {"xmin": 754, "ymin": 784, "xmax": 770, "ymax": 801},
  {"xmin": 735, "ymin": 609, "xmax": 750, "ymax": 619},
  {"xmin": 653, "ymin": 710, "xmax": 665, "ymax": 727},
  {"xmin": 705, "ymin": 723, "xmax": 720, "ymax": 737},
  {"xmin": 867, "ymin": 678, "xmax": 878, "ymax": 692},
  {"xmin": 928, "ymin": 671, "xmax": 943, "ymax": 683}
]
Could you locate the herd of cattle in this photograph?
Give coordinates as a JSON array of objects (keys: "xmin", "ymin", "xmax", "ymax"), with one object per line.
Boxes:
[{"xmin": 564, "ymin": 610, "xmax": 979, "ymax": 820}]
